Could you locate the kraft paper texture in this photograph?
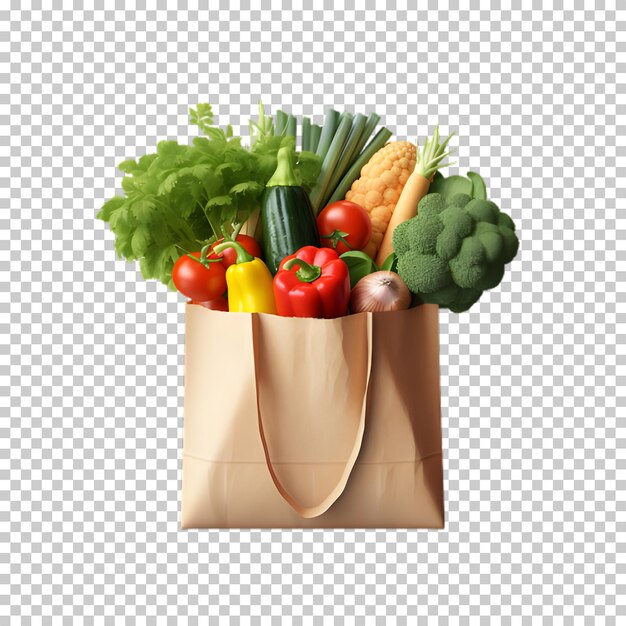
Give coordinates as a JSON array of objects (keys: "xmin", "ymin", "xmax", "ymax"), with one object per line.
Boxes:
[{"xmin": 181, "ymin": 303, "xmax": 444, "ymax": 528}]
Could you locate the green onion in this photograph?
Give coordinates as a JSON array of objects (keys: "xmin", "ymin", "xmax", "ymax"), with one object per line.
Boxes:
[
  {"xmin": 315, "ymin": 109, "xmax": 339, "ymax": 160},
  {"xmin": 349, "ymin": 113, "xmax": 380, "ymax": 167},
  {"xmin": 286, "ymin": 114, "xmax": 296, "ymax": 142},
  {"xmin": 344, "ymin": 113, "xmax": 368, "ymax": 165},
  {"xmin": 322, "ymin": 113, "xmax": 367, "ymax": 208},
  {"xmin": 326, "ymin": 127, "xmax": 392, "ymax": 205},
  {"xmin": 309, "ymin": 124, "xmax": 322, "ymax": 153},
  {"xmin": 275, "ymin": 110, "xmax": 288, "ymax": 135},
  {"xmin": 309, "ymin": 112, "xmax": 354, "ymax": 213},
  {"xmin": 302, "ymin": 117, "xmax": 311, "ymax": 151}
]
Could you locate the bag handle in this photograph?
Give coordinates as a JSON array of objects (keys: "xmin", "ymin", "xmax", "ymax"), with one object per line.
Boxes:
[{"xmin": 250, "ymin": 313, "xmax": 372, "ymax": 519}]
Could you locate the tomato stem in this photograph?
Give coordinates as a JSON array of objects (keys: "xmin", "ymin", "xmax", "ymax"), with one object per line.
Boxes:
[
  {"xmin": 231, "ymin": 222, "xmax": 244, "ymax": 240},
  {"xmin": 321, "ymin": 229, "xmax": 353, "ymax": 250},
  {"xmin": 176, "ymin": 244, "xmax": 222, "ymax": 268}
]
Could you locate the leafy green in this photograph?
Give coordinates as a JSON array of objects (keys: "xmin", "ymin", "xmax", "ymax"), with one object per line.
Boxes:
[
  {"xmin": 340, "ymin": 251, "xmax": 378, "ymax": 289},
  {"xmin": 466, "ymin": 172, "xmax": 487, "ymax": 200},
  {"xmin": 429, "ymin": 171, "xmax": 488, "ymax": 201},
  {"xmin": 380, "ymin": 252, "xmax": 398, "ymax": 273},
  {"xmin": 98, "ymin": 103, "xmax": 322, "ymax": 289},
  {"xmin": 189, "ymin": 103, "xmax": 214, "ymax": 134},
  {"xmin": 249, "ymin": 101, "xmax": 274, "ymax": 144}
]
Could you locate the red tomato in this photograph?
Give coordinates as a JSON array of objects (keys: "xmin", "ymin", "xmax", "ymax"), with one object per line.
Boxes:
[
  {"xmin": 172, "ymin": 252, "xmax": 226, "ymax": 302},
  {"xmin": 190, "ymin": 296, "xmax": 229, "ymax": 311},
  {"xmin": 211, "ymin": 234, "xmax": 262, "ymax": 269},
  {"xmin": 317, "ymin": 201, "xmax": 372, "ymax": 255}
]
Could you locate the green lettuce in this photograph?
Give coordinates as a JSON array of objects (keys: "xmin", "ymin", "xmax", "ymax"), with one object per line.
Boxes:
[{"xmin": 98, "ymin": 103, "xmax": 321, "ymax": 289}]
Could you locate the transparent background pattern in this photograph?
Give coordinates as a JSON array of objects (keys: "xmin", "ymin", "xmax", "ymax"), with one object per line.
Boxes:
[{"xmin": 2, "ymin": 2, "xmax": 624, "ymax": 623}]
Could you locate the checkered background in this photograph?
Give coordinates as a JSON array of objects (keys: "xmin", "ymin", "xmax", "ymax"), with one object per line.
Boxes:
[{"xmin": 2, "ymin": 1, "xmax": 623, "ymax": 623}]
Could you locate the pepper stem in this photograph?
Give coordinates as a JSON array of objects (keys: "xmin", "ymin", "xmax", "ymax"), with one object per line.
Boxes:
[
  {"xmin": 282, "ymin": 257, "xmax": 322, "ymax": 283},
  {"xmin": 266, "ymin": 146, "xmax": 300, "ymax": 187},
  {"xmin": 213, "ymin": 240, "xmax": 254, "ymax": 264}
]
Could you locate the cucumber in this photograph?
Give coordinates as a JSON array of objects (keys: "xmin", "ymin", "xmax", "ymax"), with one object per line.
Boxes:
[
  {"xmin": 261, "ymin": 186, "xmax": 320, "ymax": 275},
  {"xmin": 261, "ymin": 147, "xmax": 320, "ymax": 274}
]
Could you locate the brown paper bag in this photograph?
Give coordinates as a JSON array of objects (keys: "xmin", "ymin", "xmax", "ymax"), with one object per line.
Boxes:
[{"xmin": 181, "ymin": 303, "xmax": 444, "ymax": 528}]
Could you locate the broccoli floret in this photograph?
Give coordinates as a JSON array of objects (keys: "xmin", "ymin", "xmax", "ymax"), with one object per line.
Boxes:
[
  {"xmin": 498, "ymin": 212, "xmax": 515, "ymax": 231},
  {"xmin": 412, "ymin": 213, "xmax": 445, "ymax": 255},
  {"xmin": 393, "ymin": 209, "xmax": 444, "ymax": 257},
  {"xmin": 394, "ymin": 192, "xmax": 519, "ymax": 312},
  {"xmin": 397, "ymin": 251, "xmax": 452, "ymax": 294},
  {"xmin": 392, "ymin": 219, "xmax": 412, "ymax": 255},
  {"xmin": 465, "ymin": 198, "xmax": 500, "ymax": 224},
  {"xmin": 449, "ymin": 193, "xmax": 473, "ymax": 209},
  {"xmin": 449, "ymin": 236, "xmax": 487, "ymax": 289},
  {"xmin": 436, "ymin": 207, "xmax": 474, "ymax": 260},
  {"xmin": 499, "ymin": 225, "xmax": 520, "ymax": 263},
  {"xmin": 417, "ymin": 192, "xmax": 448, "ymax": 217}
]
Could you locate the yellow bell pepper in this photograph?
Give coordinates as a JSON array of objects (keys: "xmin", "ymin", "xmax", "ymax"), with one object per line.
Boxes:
[{"xmin": 212, "ymin": 241, "xmax": 276, "ymax": 314}]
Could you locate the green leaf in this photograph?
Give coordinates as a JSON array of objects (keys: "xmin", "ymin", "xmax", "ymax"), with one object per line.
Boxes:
[
  {"xmin": 340, "ymin": 251, "xmax": 378, "ymax": 288},
  {"xmin": 129, "ymin": 197, "xmax": 157, "ymax": 222},
  {"xmin": 97, "ymin": 196, "xmax": 125, "ymax": 221},
  {"xmin": 139, "ymin": 243, "xmax": 178, "ymax": 281},
  {"xmin": 429, "ymin": 173, "xmax": 473, "ymax": 198},
  {"xmin": 150, "ymin": 218, "xmax": 178, "ymax": 248},
  {"xmin": 295, "ymin": 150, "xmax": 323, "ymax": 191},
  {"xmin": 220, "ymin": 203, "xmax": 238, "ymax": 225},
  {"xmin": 121, "ymin": 175, "xmax": 141, "ymax": 194},
  {"xmin": 131, "ymin": 225, "xmax": 152, "ymax": 257},
  {"xmin": 467, "ymin": 171, "xmax": 487, "ymax": 200},
  {"xmin": 189, "ymin": 103, "xmax": 214, "ymax": 134},
  {"xmin": 137, "ymin": 154, "xmax": 158, "ymax": 171},
  {"xmin": 191, "ymin": 136, "xmax": 216, "ymax": 156},
  {"xmin": 215, "ymin": 161, "xmax": 243, "ymax": 175},
  {"xmin": 204, "ymin": 126, "xmax": 227, "ymax": 144},
  {"xmin": 158, "ymin": 171, "xmax": 180, "ymax": 195},
  {"xmin": 109, "ymin": 206, "xmax": 131, "ymax": 230},
  {"xmin": 430, "ymin": 171, "xmax": 488, "ymax": 202},
  {"xmin": 206, "ymin": 195, "xmax": 232, "ymax": 208},
  {"xmin": 131, "ymin": 170, "xmax": 160, "ymax": 196},
  {"xmin": 229, "ymin": 181, "xmax": 263, "ymax": 196},
  {"xmin": 118, "ymin": 159, "xmax": 140, "ymax": 173},
  {"xmin": 172, "ymin": 184, "xmax": 203, "ymax": 220},
  {"xmin": 380, "ymin": 252, "xmax": 398, "ymax": 273},
  {"xmin": 190, "ymin": 164, "xmax": 215, "ymax": 180},
  {"xmin": 114, "ymin": 229, "xmax": 134, "ymax": 260},
  {"xmin": 251, "ymin": 153, "xmax": 279, "ymax": 180},
  {"xmin": 155, "ymin": 140, "xmax": 190, "ymax": 169}
]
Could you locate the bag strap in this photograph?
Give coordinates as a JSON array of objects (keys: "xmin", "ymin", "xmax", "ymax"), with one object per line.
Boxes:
[{"xmin": 250, "ymin": 313, "xmax": 372, "ymax": 519}]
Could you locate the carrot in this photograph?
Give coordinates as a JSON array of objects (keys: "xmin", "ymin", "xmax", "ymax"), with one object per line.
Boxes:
[
  {"xmin": 374, "ymin": 127, "xmax": 456, "ymax": 267},
  {"xmin": 375, "ymin": 172, "xmax": 431, "ymax": 266}
]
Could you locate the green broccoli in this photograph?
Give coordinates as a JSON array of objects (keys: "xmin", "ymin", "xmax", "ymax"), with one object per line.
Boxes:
[{"xmin": 393, "ymin": 193, "xmax": 519, "ymax": 313}]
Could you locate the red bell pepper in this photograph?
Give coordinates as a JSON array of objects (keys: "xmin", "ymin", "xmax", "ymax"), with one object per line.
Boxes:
[{"xmin": 273, "ymin": 246, "xmax": 351, "ymax": 318}]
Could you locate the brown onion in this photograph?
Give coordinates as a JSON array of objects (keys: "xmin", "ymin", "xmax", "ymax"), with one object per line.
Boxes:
[{"xmin": 350, "ymin": 271, "xmax": 411, "ymax": 313}]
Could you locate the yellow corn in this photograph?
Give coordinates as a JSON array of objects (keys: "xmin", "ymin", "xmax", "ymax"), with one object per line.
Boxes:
[{"xmin": 345, "ymin": 141, "xmax": 417, "ymax": 259}]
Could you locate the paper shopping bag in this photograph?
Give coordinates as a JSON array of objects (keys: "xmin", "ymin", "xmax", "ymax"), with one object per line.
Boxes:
[{"xmin": 181, "ymin": 303, "xmax": 444, "ymax": 528}]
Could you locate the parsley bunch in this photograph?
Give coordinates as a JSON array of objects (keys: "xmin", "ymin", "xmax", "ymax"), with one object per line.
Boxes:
[{"xmin": 97, "ymin": 103, "xmax": 322, "ymax": 289}]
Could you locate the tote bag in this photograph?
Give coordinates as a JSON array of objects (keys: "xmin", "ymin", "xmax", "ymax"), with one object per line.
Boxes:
[{"xmin": 181, "ymin": 303, "xmax": 444, "ymax": 528}]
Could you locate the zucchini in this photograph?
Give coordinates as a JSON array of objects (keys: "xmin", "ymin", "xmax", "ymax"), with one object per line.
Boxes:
[{"xmin": 261, "ymin": 147, "xmax": 320, "ymax": 274}]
